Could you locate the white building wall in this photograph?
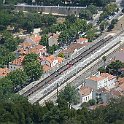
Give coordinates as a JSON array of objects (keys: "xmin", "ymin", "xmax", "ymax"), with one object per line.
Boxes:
[
  {"xmin": 9, "ymin": 64, "xmax": 22, "ymax": 71},
  {"xmin": 45, "ymin": 61, "xmax": 51, "ymax": 67},
  {"xmin": 81, "ymin": 92, "xmax": 93, "ymax": 103},
  {"xmin": 51, "ymin": 60, "xmax": 58, "ymax": 67},
  {"xmin": 107, "ymin": 78, "xmax": 116, "ymax": 89},
  {"xmin": 97, "ymin": 78, "xmax": 108, "ymax": 89}
]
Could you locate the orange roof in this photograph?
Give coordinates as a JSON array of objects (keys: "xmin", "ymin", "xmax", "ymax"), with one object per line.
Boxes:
[
  {"xmin": 31, "ymin": 35, "xmax": 41, "ymax": 44},
  {"xmin": 19, "ymin": 42, "xmax": 32, "ymax": 49},
  {"xmin": 46, "ymin": 55, "xmax": 55, "ymax": 63},
  {"xmin": 89, "ymin": 76, "xmax": 106, "ymax": 82},
  {"xmin": 101, "ymin": 73, "xmax": 116, "ymax": 80},
  {"xmin": 57, "ymin": 57, "xmax": 63, "ymax": 63},
  {"xmin": 78, "ymin": 38, "xmax": 88, "ymax": 41},
  {"xmin": 80, "ymin": 86, "xmax": 92, "ymax": 96},
  {"xmin": 49, "ymin": 33, "xmax": 59, "ymax": 39},
  {"xmin": 77, "ymin": 38, "xmax": 88, "ymax": 43},
  {"xmin": 0, "ymin": 68, "xmax": 10, "ymax": 77},
  {"xmin": 18, "ymin": 45, "xmax": 46, "ymax": 55},
  {"xmin": 11, "ymin": 56, "xmax": 25, "ymax": 66},
  {"xmin": 119, "ymin": 83, "xmax": 124, "ymax": 91},
  {"xmin": 120, "ymin": 68, "xmax": 124, "ymax": 71},
  {"xmin": 43, "ymin": 64, "xmax": 51, "ymax": 72},
  {"xmin": 118, "ymin": 78, "xmax": 124, "ymax": 85},
  {"xmin": 18, "ymin": 48, "xmax": 29, "ymax": 55},
  {"xmin": 62, "ymin": 43, "xmax": 90, "ymax": 54}
]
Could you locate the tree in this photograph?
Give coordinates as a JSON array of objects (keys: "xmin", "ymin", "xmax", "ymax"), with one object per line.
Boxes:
[
  {"xmin": 100, "ymin": 21, "xmax": 108, "ymax": 31},
  {"xmin": 0, "ymin": 77, "xmax": 13, "ymax": 95},
  {"xmin": 23, "ymin": 53, "xmax": 38, "ymax": 65},
  {"xmin": 106, "ymin": 60, "xmax": 123, "ymax": 75},
  {"xmin": 7, "ymin": 69, "xmax": 28, "ymax": 88},
  {"xmin": 87, "ymin": 5, "xmax": 98, "ymax": 14},
  {"xmin": 79, "ymin": 9, "xmax": 92, "ymax": 20},
  {"xmin": 39, "ymin": 35, "xmax": 49, "ymax": 48},
  {"xmin": 24, "ymin": 60, "xmax": 43, "ymax": 81},
  {"xmin": 58, "ymin": 53, "xmax": 64, "ymax": 58},
  {"xmin": 98, "ymin": 67, "xmax": 106, "ymax": 73},
  {"xmin": 66, "ymin": 14, "xmax": 77, "ymax": 23},
  {"xmin": 43, "ymin": 106, "xmax": 64, "ymax": 124},
  {"xmin": 89, "ymin": 99, "xmax": 96, "ymax": 106},
  {"xmin": 57, "ymin": 84, "xmax": 80, "ymax": 106}
]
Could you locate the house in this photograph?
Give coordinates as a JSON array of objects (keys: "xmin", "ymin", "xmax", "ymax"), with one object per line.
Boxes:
[
  {"xmin": 76, "ymin": 38, "xmax": 88, "ymax": 44},
  {"xmin": 85, "ymin": 72, "xmax": 116, "ymax": 90},
  {"xmin": 41, "ymin": 55, "xmax": 63, "ymax": 68},
  {"xmin": 79, "ymin": 86, "xmax": 93, "ymax": 103},
  {"xmin": 30, "ymin": 34, "xmax": 41, "ymax": 45},
  {"xmin": 9, "ymin": 56, "xmax": 25, "ymax": 71},
  {"xmin": 17, "ymin": 40, "xmax": 47, "ymax": 57},
  {"xmin": 48, "ymin": 33, "xmax": 59, "ymax": 47},
  {"xmin": 33, "ymin": 28, "xmax": 41, "ymax": 34},
  {"xmin": 61, "ymin": 43, "xmax": 90, "ymax": 59},
  {"xmin": 29, "ymin": 45, "xmax": 47, "ymax": 57},
  {"xmin": 0, "ymin": 68, "xmax": 10, "ymax": 78},
  {"xmin": 93, "ymin": 88, "xmax": 110, "ymax": 104}
]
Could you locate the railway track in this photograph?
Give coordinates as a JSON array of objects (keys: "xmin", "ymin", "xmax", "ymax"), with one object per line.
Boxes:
[
  {"xmin": 23, "ymin": 35, "xmax": 113, "ymax": 97},
  {"xmin": 35, "ymin": 40, "xmax": 121, "ymax": 104}
]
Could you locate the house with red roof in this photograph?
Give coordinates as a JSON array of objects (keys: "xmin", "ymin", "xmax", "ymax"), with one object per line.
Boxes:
[
  {"xmin": 9, "ymin": 56, "xmax": 25, "ymax": 71},
  {"xmin": 79, "ymin": 86, "xmax": 93, "ymax": 103},
  {"xmin": 41, "ymin": 55, "xmax": 63, "ymax": 68},
  {"xmin": 0, "ymin": 68, "xmax": 10, "ymax": 78},
  {"xmin": 85, "ymin": 72, "xmax": 117, "ymax": 90},
  {"xmin": 76, "ymin": 38, "xmax": 88, "ymax": 44}
]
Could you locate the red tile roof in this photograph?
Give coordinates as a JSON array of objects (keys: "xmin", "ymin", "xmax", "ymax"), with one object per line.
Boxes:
[
  {"xmin": 31, "ymin": 35, "xmax": 41, "ymax": 44},
  {"xmin": 101, "ymin": 73, "xmax": 116, "ymax": 80},
  {"xmin": 11, "ymin": 56, "xmax": 25, "ymax": 66},
  {"xmin": 0, "ymin": 68, "xmax": 10, "ymax": 77},
  {"xmin": 80, "ymin": 86, "xmax": 92, "ymax": 96}
]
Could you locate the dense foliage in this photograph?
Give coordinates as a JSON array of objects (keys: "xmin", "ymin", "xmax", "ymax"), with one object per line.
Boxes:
[
  {"xmin": 0, "ymin": 91, "xmax": 124, "ymax": 124},
  {"xmin": 0, "ymin": 10, "xmax": 56, "ymax": 32},
  {"xmin": 0, "ymin": 31, "xmax": 21, "ymax": 67},
  {"xmin": 2, "ymin": 0, "xmax": 113, "ymax": 7},
  {"xmin": 98, "ymin": 60, "xmax": 124, "ymax": 76},
  {"xmin": 99, "ymin": 3, "xmax": 118, "ymax": 22}
]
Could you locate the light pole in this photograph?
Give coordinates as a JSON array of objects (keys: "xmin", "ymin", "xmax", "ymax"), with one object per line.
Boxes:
[{"xmin": 57, "ymin": 83, "xmax": 59, "ymax": 99}]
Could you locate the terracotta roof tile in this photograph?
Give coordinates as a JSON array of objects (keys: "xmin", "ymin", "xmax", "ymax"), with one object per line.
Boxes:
[
  {"xmin": 31, "ymin": 35, "xmax": 41, "ymax": 44},
  {"xmin": 43, "ymin": 64, "xmax": 51, "ymax": 72},
  {"xmin": 11, "ymin": 56, "xmax": 25, "ymax": 66},
  {"xmin": 57, "ymin": 57, "xmax": 63, "ymax": 63},
  {"xmin": 101, "ymin": 73, "xmax": 116, "ymax": 80},
  {"xmin": 46, "ymin": 55, "xmax": 55, "ymax": 63},
  {"xmin": 61, "ymin": 43, "xmax": 90, "ymax": 54},
  {"xmin": 0, "ymin": 68, "xmax": 10, "ymax": 77},
  {"xmin": 89, "ymin": 76, "xmax": 106, "ymax": 82},
  {"xmin": 80, "ymin": 86, "xmax": 92, "ymax": 96},
  {"xmin": 118, "ymin": 78, "xmax": 124, "ymax": 85}
]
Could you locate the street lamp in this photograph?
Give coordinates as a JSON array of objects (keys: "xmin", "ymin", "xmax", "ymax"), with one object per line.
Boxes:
[
  {"xmin": 57, "ymin": 83, "xmax": 59, "ymax": 99},
  {"xmin": 121, "ymin": 24, "xmax": 123, "ymax": 30}
]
